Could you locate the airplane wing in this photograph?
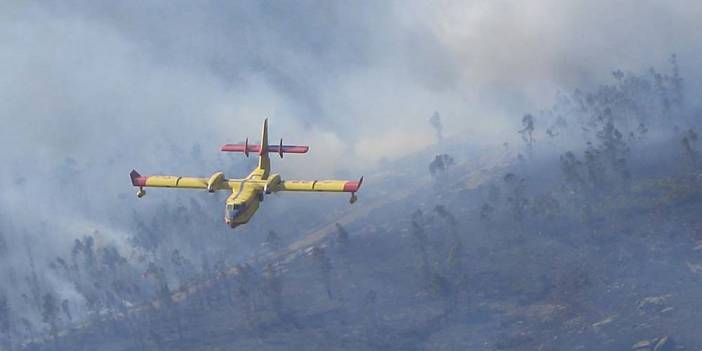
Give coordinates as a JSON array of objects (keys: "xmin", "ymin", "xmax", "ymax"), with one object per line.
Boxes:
[
  {"xmin": 130, "ymin": 170, "xmax": 239, "ymax": 192},
  {"xmin": 278, "ymin": 177, "xmax": 363, "ymax": 193}
]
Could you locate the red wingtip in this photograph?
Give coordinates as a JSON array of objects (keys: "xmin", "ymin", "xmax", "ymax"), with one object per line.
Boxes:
[
  {"xmin": 343, "ymin": 176, "xmax": 364, "ymax": 192},
  {"xmin": 130, "ymin": 169, "xmax": 148, "ymax": 187}
]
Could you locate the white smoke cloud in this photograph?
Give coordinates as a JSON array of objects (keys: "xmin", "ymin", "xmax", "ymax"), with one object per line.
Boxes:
[{"xmin": 1, "ymin": 0, "xmax": 701, "ymax": 260}]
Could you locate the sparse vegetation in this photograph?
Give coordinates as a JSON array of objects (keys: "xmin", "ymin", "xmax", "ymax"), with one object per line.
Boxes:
[{"xmin": 0, "ymin": 59, "xmax": 700, "ymax": 350}]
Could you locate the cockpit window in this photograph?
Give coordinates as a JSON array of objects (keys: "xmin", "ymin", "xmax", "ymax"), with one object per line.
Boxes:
[{"xmin": 226, "ymin": 203, "xmax": 245, "ymax": 219}]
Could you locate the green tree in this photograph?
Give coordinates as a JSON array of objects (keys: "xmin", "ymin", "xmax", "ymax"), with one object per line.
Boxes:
[
  {"xmin": 263, "ymin": 230, "xmax": 282, "ymax": 251},
  {"xmin": 681, "ymin": 128, "xmax": 700, "ymax": 170},
  {"xmin": 309, "ymin": 247, "xmax": 335, "ymax": 300},
  {"xmin": 0, "ymin": 293, "xmax": 13, "ymax": 351},
  {"xmin": 41, "ymin": 293, "xmax": 60, "ymax": 342},
  {"xmin": 334, "ymin": 223, "xmax": 350, "ymax": 252},
  {"xmin": 263, "ymin": 263, "xmax": 285, "ymax": 319}
]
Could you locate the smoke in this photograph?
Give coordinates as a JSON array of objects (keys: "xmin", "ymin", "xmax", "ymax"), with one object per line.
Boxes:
[
  {"xmin": 0, "ymin": 0, "xmax": 702, "ymax": 332},
  {"xmin": 430, "ymin": 111, "xmax": 443, "ymax": 142},
  {"xmin": 2, "ymin": 1, "xmax": 701, "ymax": 171}
]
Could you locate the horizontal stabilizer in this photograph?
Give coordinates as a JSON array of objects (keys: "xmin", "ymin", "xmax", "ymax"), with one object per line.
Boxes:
[{"xmin": 221, "ymin": 143, "xmax": 309, "ymax": 155}]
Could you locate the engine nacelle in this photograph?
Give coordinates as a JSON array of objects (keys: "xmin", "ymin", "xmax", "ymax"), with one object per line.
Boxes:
[
  {"xmin": 264, "ymin": 174, "xmax": 281, "ymax": 194},
  {"xmin": 207, "ymin": 171, "xmax": 225, "ymax": 192}
]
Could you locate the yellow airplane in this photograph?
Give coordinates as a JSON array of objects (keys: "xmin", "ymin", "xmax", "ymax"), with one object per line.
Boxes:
[{"xmin": 130, "ymin": 119, "xmax": 363, "ymax": 229}]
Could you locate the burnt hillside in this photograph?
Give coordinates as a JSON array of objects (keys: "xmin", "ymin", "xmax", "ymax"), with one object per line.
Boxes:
[{"xmin": 3, "ymin": 59, "xmax": 699, "ymax": 351}]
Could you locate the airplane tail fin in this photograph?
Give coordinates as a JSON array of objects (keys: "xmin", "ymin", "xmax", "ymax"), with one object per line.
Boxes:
[
  {"xmin": 258, "ymin": 119, "xmax": 270, "ymax": 173},
  {"xmin": 259, "ymin": 118, "xmax": 269, "ymax": 156}
]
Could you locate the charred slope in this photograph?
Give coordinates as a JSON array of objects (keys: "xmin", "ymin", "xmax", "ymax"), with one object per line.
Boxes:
[
  {"xmin": 19, "ymin": 60, "xmax": 702, "ymax": 351},
  {"xmin": 31, "ymin": 140, "xmax": 702, "ymax": 351}
]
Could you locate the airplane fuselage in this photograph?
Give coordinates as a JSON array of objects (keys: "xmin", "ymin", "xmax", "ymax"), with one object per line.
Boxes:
[
  {"xmin": 224, "ymin": 164, "xmax": 276, "ymax": 228},
  {"xmin": 224, "ymin": 180, "xmax": 262, "ymax": 228}
]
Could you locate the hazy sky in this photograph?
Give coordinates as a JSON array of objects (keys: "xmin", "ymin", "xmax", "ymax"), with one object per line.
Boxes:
[{"xmin": 1, "ymin": 0, "xmax": 701, "ymax": 241}]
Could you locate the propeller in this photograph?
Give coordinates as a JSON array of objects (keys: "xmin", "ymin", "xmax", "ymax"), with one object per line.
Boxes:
[{"xmin": 279, "ymin": 138, "xmax": 284, "ymax": 158}]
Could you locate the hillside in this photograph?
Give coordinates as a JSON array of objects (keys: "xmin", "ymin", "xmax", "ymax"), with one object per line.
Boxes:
[
  {"xmin": 30, "ymin": 147, "xmax": 702, "ymax": 351},
  {"xmin": 7, "ymin": 60, "xmax": 702, "ymax": 351}
]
